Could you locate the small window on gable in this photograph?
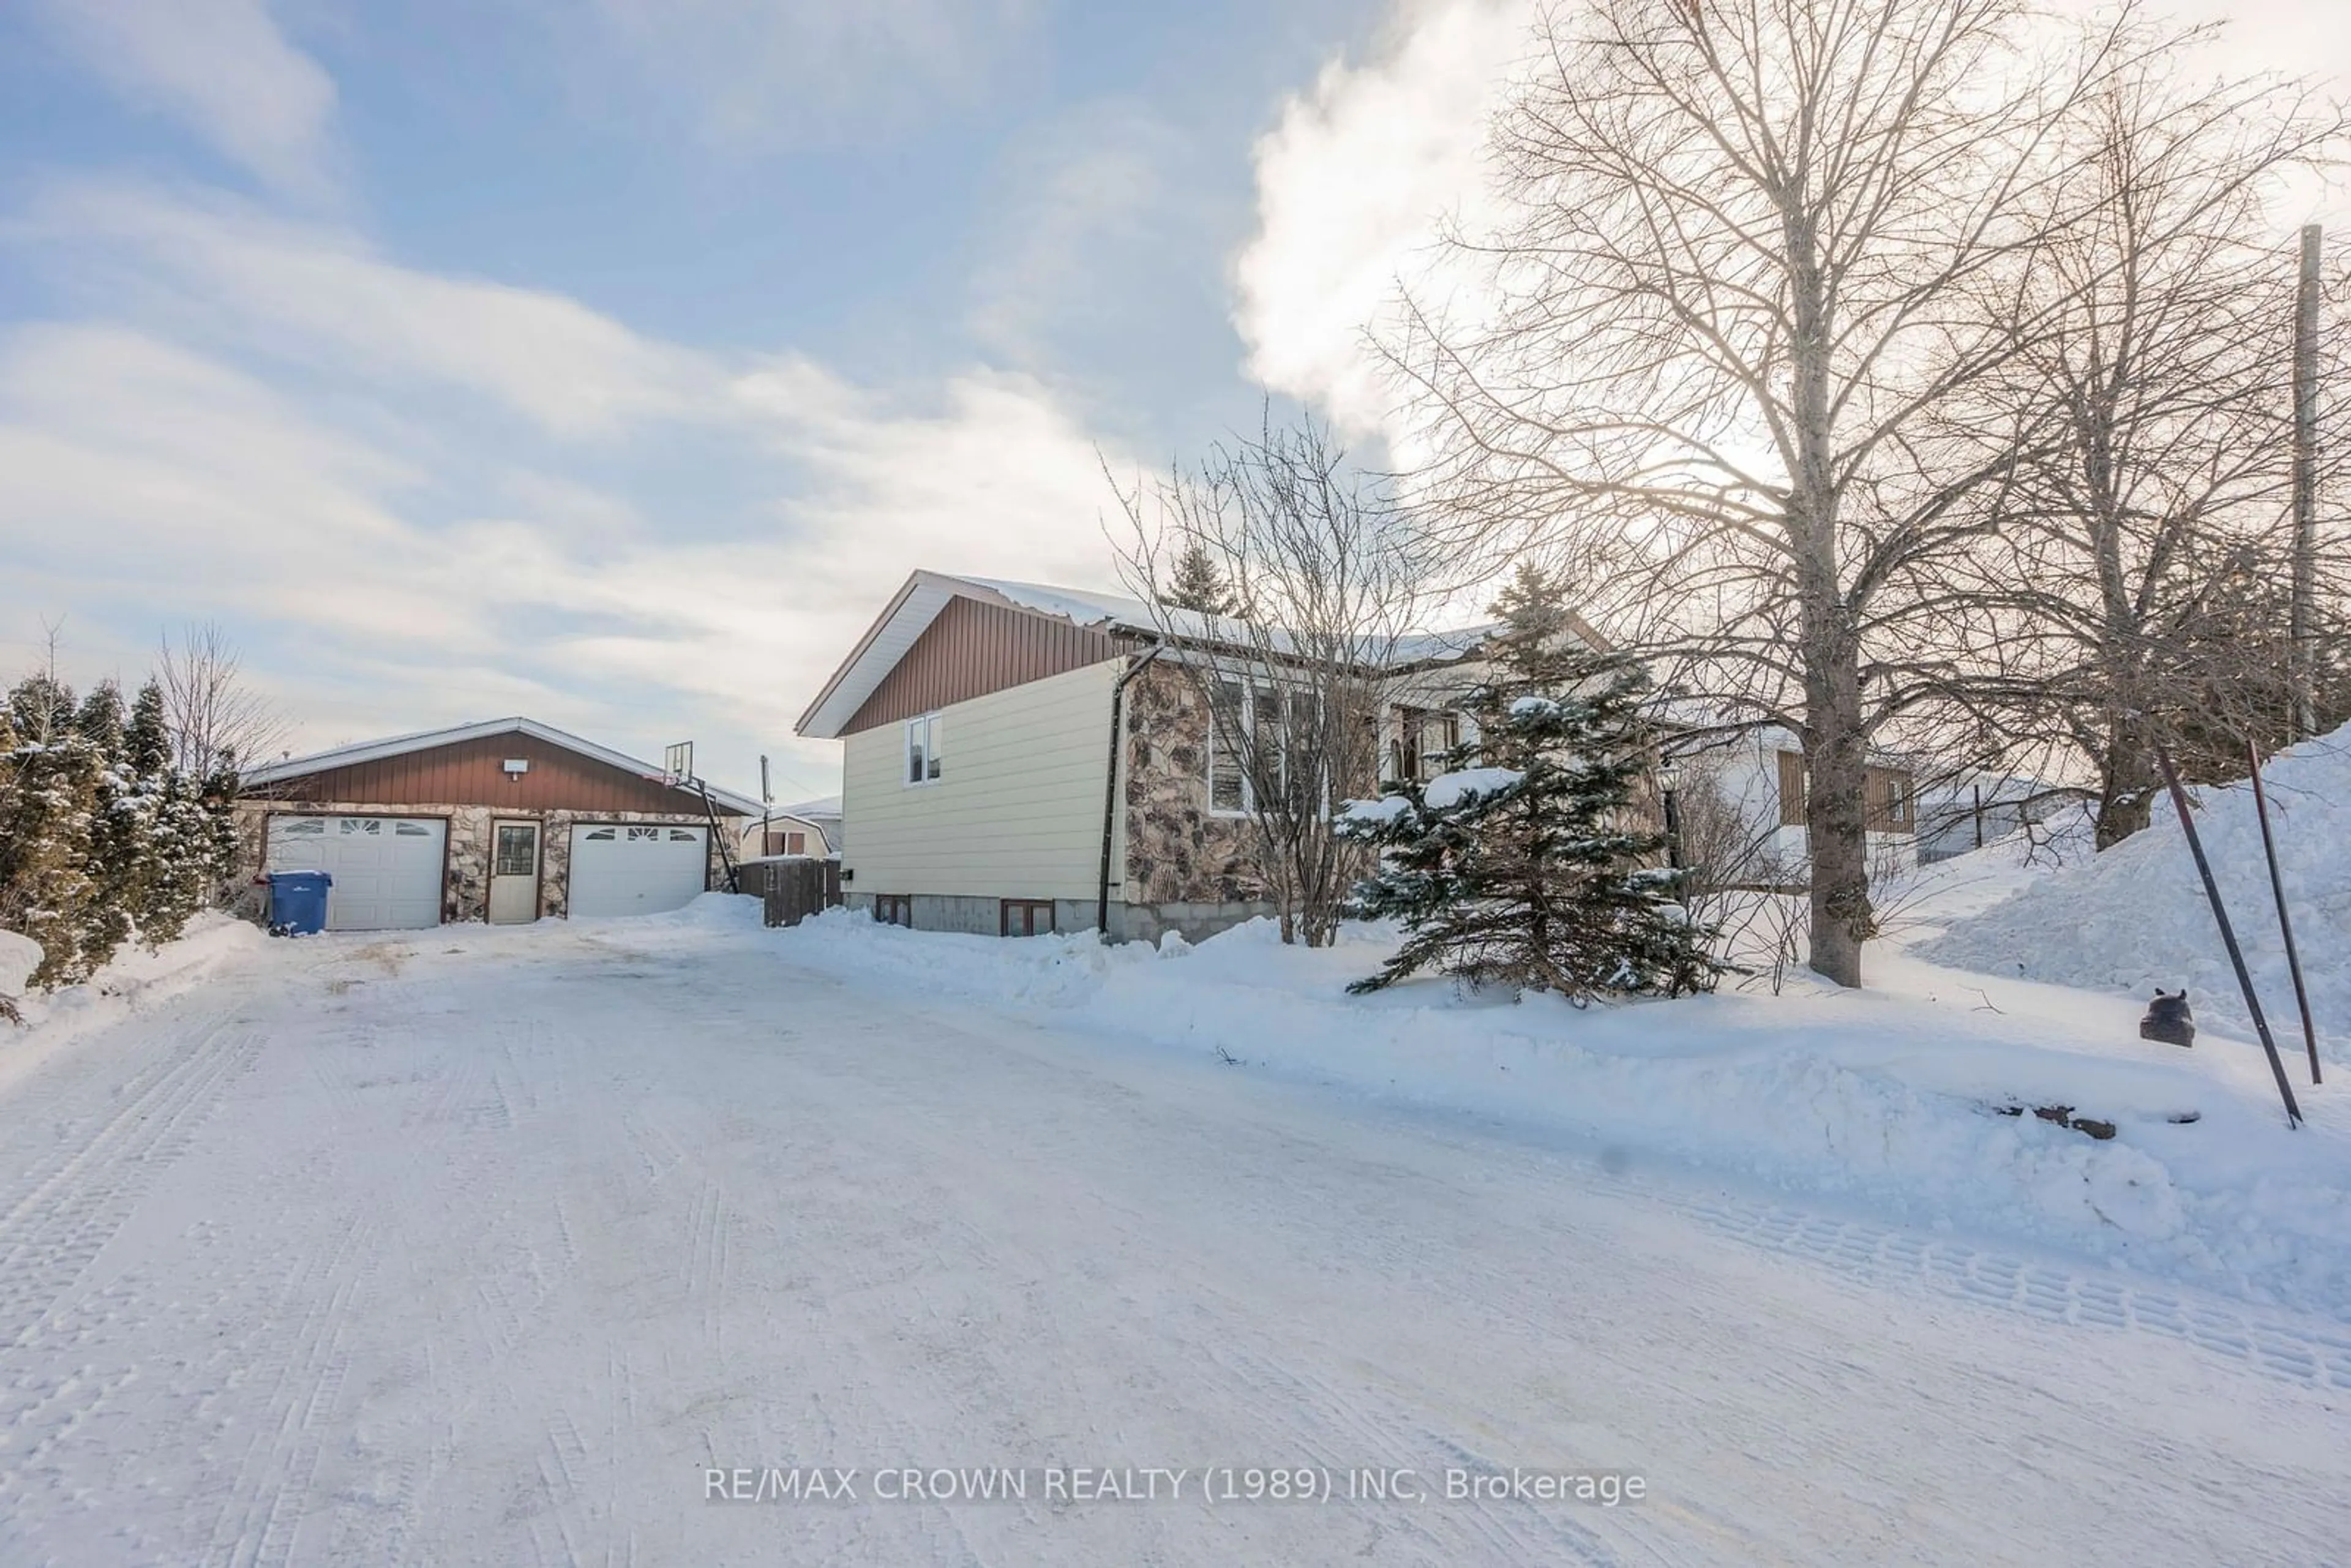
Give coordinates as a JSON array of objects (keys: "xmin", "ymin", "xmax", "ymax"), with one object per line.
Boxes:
[
  {"xmin": 669, "ymin": 829, "xmax": 697, "ymax": 841},
  {"xmin": 584, "ymin": 827, "xmax": 618, "ymax": 841},
  {"xmin": 395, "ymin": 822, "xmax": 430, "ymax": 836},
  {"xmin": 626, "ymin": 826, "xmax": 659, "ymax": 841},
  {"xmin": 906, "ymin": 713, "xmax": 942, "ymax": 786}
]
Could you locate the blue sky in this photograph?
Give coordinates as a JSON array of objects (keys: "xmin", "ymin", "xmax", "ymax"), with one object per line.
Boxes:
[
  {"xmin": 2, "ymin": 0, "xmax": 2339, "ymax": 802},
  {"xmin": 0, "ymin": 0, "xmax": 1395, "ymax": 799}
]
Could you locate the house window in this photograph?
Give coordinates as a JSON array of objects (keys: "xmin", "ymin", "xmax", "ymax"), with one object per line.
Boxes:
[
  {"xmin": 493, "ymin": 825, "xmax": 538, "ymax": 878},
  {"xmin": 1000, "ymin": 899, "xmax": 1056, "ymax": 937},
  {"xmin": 1209, "ymin": 681, "xmax": 1316, "ymax": 816},
  {"xmin": 1392, "ymin": 707, "xmax": 1461, "ymax": 783},
  {"xmin": 906, "ymin": 713, "xmax": 943, "ymax": 786},
  {"xmin": 873, "ymin": 894, "xmax": 913, "ymax": 927}
]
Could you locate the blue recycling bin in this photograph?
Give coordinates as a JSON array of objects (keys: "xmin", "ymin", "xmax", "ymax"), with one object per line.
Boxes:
[{"xmin": 266, "ymin": 869, "xmax": 333, "ymax": 936}]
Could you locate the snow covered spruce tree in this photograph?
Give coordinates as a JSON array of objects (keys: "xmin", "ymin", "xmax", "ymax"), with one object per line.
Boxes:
[
  {"xmin": 0, "ymin": 669, "xmax": 245, "ymax": 994},
  {"xmin": 1340, "ymin": 566, "xmax": 1721, "ymax": 999}
]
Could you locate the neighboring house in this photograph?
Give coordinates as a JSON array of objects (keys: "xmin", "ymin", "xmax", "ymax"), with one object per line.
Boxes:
[
  {"xmin": 1915, "ymin": 772, "xmax": 2072, "ymax": 863},
  {"xmin": 795, "ymin": 572, "xmax": 1492, "ymax": 942},
  {"xmin": 738, "ymin": 795, "xmax": 842, "ymax": 860},
  {"xmin": 236, "ymin": 718, "xmax": 759, "ymax": 931},
  {"xmin": 1662, "ymin": 726, "xmax": 1920, "ymax": 888}
]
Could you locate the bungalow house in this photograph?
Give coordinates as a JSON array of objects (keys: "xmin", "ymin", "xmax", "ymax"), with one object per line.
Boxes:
[
  {"xmin": 795, "ymin": 572, "xmax": 1501, "ymax": 942},
  {"xmin": 236, "ymin": 718, "xmax": 759, "ymax": 930},
  {"xmin": 796, "ymin": 571, "xmax": 1916, "ymax": 940}
]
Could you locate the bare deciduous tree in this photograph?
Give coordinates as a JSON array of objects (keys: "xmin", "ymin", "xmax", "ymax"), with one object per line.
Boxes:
[
  {"xmin": 1388, "ymin": 0, "xmax": 2152, "ymax": 986},
  {"xmin": 1951, "ymin": 54, "xmax": 2346, "ymax": 846},
  {"xmin": 157, "ymin": 624, "xmax": 284, "ymax": 778},
  {"xmin": 1108, "ymin": 416, "xmax": 1438, "ymax": 946}
]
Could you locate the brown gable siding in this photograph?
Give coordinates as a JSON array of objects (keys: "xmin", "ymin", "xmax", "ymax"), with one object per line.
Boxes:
[
  {"xmin": 246, "ymin": 731, "xmax": 732, "ymax": 814},
  {"xmin": 845, "ymin": 594, "xmax": 1133, "ymax": 735}
]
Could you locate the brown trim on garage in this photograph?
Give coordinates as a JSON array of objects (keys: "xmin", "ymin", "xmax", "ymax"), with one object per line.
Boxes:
[
  {"xmin": 246, "ymin": 730, "xmax": 721, "ymax": 814},
  {"xmin": 844, "ymin": 595, "xmax": 1133, "ymax": 735}
]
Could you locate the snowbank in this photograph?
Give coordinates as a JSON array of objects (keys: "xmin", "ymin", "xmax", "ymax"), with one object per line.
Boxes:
[
  {"xmin": 1924, "ymin": 728, "xmax": 2351, "ymax": 1057},
  {"xmin": 0, "ymin": 913, "xmax": 269, "ymax": 1092},
  {"xmin": 773, "ymin": 906, "xmax": 2351, "ymax": 1318}
]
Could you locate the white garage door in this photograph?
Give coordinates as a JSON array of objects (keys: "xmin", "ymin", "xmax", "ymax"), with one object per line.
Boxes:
[
  {"xmin": 265, "ymin": 815, "xmax": 446, "ymax": 930},
  {"xmin": 568, "ymin": 823, "xmax": 707, "ymax": 918}
]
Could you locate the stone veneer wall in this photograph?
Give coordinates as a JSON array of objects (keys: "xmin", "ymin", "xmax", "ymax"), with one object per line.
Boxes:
[
  {"xmin": 236, "ymin": 801, "xmax": 732, "ymax": 924},
  {"xmin": 1118, "ymin": 664, "xmax": 1267, "ymax": 910}
]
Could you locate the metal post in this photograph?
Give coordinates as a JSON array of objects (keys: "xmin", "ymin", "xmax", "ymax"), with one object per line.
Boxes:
[
  {"xmin": 2290, "ymin": 225, "xmax": 2320, "ymax": 740},
  {"xmin": 2156, "ymin": 743, "xmax": 2301, "ymax": 1126},
  {"xmin": 2246, "ymin": 740, "xmax": 2322, "ymax": 1084}
]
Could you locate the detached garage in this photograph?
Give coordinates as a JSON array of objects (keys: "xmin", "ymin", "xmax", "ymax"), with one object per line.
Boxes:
[{"xmin": 236, "ymin": 719, "xmax": 758, "ymax": 930}]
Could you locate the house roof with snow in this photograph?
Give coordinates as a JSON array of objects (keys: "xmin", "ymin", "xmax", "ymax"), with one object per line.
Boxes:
[
  {"xmin": 795, "ymin": 569, "xmax": 1506, "ymax": 740},
  {"xmin": 241, "ymin": 717, "xmax": 766, "ymax": 816}
]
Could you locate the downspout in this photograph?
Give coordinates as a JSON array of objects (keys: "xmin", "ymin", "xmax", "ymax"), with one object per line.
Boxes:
[{"xmin": 1097, "ymin": 643, "xmax": 1165, "ymax": 941}]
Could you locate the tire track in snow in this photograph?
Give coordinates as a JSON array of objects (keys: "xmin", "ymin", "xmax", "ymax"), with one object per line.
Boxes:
[
  {"xmin": 1635, "ymin": 1177, "xmax": 2351, "ymax": 1390},
  {"xmin": 199, "ymin": 1209, "xmax": 380, "ymax": 1568},
  {"xmin": 0, "ymin": 1010, "xmax": 260, "ymax": 1342}
]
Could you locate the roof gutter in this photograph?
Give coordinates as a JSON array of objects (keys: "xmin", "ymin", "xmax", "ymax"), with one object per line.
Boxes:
[{"xmin": 1096, "ymin": 643, "xmax": 1164, "ymax": 942}]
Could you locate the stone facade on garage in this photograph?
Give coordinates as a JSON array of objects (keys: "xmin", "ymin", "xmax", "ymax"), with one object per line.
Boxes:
[
  {"xmin": 234, "ymin": 801, "xmax": 733, "ymax": 925},
  {"xmin": 234, "ymin": 719, "xmax": 756, "ymax": 928}
]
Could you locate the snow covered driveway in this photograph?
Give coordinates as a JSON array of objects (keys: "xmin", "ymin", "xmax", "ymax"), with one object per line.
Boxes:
[{"xmin": 2, "ymin": 912, "xmax": 2347, "ymax": 1566}]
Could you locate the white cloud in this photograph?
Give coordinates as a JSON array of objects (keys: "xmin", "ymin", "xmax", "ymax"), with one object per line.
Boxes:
[
  {"xmin": 21, "ymin": 184, "xmax": 727, "ymax": 439},
  {"xmin": 561, "ymin": 0, "xmax": 1039, "ymax": 147},
  {"xmin": 28, "ymin": 0, "xmax": 340, "ymax": 201},
  {"xmin": 1236, "ymin": 0, "xmax": 2348, "ymax": 451},
  {"xmin": 1, "ymin": 190, "xmax": 1136, "ymax": 797},
  {"xmin": 1231, "ymin": 0, "xmax": 1528, "ymax": 443}
]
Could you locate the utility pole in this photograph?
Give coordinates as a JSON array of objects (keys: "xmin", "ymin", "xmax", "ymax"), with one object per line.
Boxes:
[{"xmin": 2290, "ymin": 223, "xmax": 2321, "ymax": 740}]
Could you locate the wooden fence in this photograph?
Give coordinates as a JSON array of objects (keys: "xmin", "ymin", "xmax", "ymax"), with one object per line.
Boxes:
[{"xmin": 738, "ymin": 857, "xmax": 842, "ymax": 928}]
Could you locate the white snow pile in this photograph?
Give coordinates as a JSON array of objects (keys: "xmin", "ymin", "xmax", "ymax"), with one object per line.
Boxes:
[
  {"xmin": 1338, "ymin": 793, "xmax": 1414, "ymax": 827},
  {"xmin": 1422, "ymin": 767, "xmax": 1524, "ymax": 808},
  {"xmin": 1924, "ymin": 726, "xmax": 2351, "ymax": 1057},
  {"xmin": 0, "ymin": 912, "xmax": 268, "ymax": 1091},
  {"xmin": 778, "ymin": 906, "xmax": 2351, "ymax": 1318}
]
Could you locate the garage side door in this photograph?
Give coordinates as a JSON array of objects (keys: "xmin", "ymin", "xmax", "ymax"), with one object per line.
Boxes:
[
  {"xmin": 568, "ymin": 823, "xmax": 707, "ymax": 918},
  {"xmin": 266, "ymin": 815, "xmax": 446, "ymax": 930}
]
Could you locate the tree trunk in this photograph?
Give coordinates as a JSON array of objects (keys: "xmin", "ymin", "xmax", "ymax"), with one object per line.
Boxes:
[
  {"xmin": 1803, "ymin": 658, "xmax": 1873, "ymax": 988},
  {"xmin": 1786, "ymin": 203, "xmax": 1871, "ymax": 989},
  {"xmin": 2094, "ymin": 716, "xmax": 2155, "ymax": 849}
]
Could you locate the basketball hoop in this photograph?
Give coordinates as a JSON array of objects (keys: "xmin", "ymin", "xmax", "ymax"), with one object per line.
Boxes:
[{"xmin": 664, "ymin": 741, "xmax": 694, "ymax": 786}]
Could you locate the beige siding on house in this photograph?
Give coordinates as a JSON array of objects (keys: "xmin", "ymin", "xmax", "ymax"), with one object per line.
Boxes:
[{"xmin": 842, "ymin": 661, "xmax": 1119, "ymax": 902}]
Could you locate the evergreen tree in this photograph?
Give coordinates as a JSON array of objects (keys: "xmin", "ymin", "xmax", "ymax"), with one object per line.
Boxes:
[
  {"xmin": 0, "ymin": 670, "xmax": 244, "ymax": 988},
  {"xmin": 1163, "ymin": 541, "xmax": 1234, "ymax": 616},
  {"xmin": 78, "ymin": 682, "xmax": 142, "ymax": 964},
  {"xmin": 0, "ymin": 676, "xmax": 104, "ymax": 988},
  {"xmin": 126, "ymin": 680, "xmax": 171, "ymax": 778},
  {"xmin": 1339, "ymin": 565, "xmax": 1722, "ymax": 999}
]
